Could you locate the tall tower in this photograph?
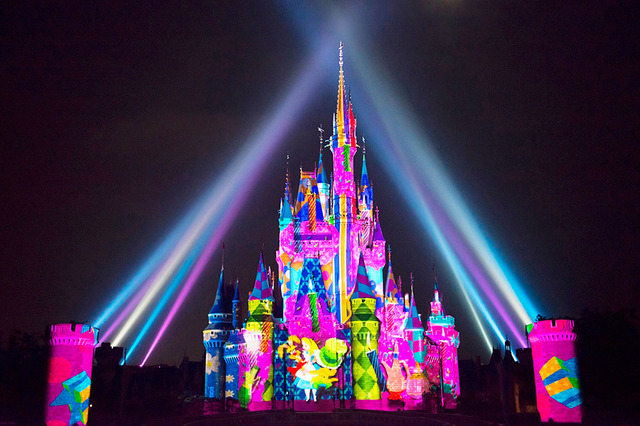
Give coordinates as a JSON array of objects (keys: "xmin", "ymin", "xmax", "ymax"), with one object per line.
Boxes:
[
  {"xmin": 350, "ymin": 253, "xmax": 381, "ymax": 404},
  {"xmin": 45, "ymin": 323, "xmax": 98, "ymax": 426},
  {"xmin": 425, "ymin": 278, "xmax": 460, "ymax": 409},
  {"xmin": 240, "ymin": 253, "xmax": 275, "ymax": 409},
  {"xmin": 331, "ymin": 42, "xmax": 359, "ymax": 324},
  {"xmin": 527, "ymin": 319, "xmax": 582, "ymax": 423},
  {"xmin": 203, "ymin": 266, "xmax": 233, "ymax": 399}
]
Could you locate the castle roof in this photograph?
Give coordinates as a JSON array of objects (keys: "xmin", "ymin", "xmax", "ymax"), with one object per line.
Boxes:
[
  {"xmin": 232, "ymin": 278, "xmax": 241, "ymax": 302},
  {"xmin": 317, "ymin": 150, "xmax": 328, "ymax": 185},
  {"xmin": 373, "ymin": 215, "xmax": 384, "ymax": 241},
  {"xmin": 279, "ymin": 177, "xmax": 293, "ymax": 222},
  {"xmin": 360, "ymin": 152, "xmax": 373, "ymax": 210},
  {"xmin": 248, "ymin": 252, "xmax": 273, "ymax": 301},
  {"xmin": 209, "ymin": 266, "xmax": 231, "ymax": 316},
  {"xmin": 406, "ymin": 284, "xmax": 424, "ymax": 330},
  {"xmin": 385, "ymin": 254, "xmax": 400, "ymax": 303}
]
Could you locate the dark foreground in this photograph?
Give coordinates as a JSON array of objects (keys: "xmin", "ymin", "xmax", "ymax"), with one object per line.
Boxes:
[{"xmin": 129, "ymin": 410, "xmax": 513, "ymax": 426}]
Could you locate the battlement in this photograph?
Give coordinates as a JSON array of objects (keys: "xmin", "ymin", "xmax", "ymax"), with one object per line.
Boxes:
[
  {"xmin": 48, "ymin": 323, "xmax": 97, "ymax": 346},
  {"xmin": 528, "ymin": 319, "xmax": 576, "ymax": 343}
]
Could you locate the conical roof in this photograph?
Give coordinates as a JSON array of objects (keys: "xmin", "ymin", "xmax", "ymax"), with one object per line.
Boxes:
[{"xmin": 248, "ymin": 253, "xmax": 274, "ymax": 301}]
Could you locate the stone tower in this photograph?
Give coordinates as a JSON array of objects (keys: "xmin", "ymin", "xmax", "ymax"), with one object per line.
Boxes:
[
  {"xmin": 527, "ymin": 318, "xmax": 582, "ymax": 423},
  {"xmin": 45, "ymin": 322, "xmax": 98, "ymax": 425}
]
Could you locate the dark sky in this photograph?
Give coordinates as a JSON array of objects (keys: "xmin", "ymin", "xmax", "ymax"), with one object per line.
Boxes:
[{"xmin": 1, "ymin": 1, "xmax": 638, "ymax": 365}]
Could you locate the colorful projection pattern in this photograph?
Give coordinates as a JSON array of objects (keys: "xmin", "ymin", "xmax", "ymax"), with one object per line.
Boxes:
[
  {"xmin": 45, "ymin": 323, "xmax": 97, "ymax": 426},
  {"xmin": 528, "ymin": 319, "xmax": 582, "ymax": 423},
  {"xmin": 49, "ymin": 371, "xmax": 91, "ymax": 425},
  {"xmin": 203, "ymin": 45, "xmax": 458, "ymax": 412},
  {"xmin": 540, "ymin": 357, "xmax": 581, "ymax": 409}
]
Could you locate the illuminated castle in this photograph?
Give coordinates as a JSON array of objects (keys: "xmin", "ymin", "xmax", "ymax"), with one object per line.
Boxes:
[{"xmin": 203, "ymin": 44, "xmax": 460, "ymax": 411}]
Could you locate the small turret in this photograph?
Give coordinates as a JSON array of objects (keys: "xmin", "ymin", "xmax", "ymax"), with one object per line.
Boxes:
[
  {"xmin": 242, "ymin": 253, "xmax": 275, "ymax": 408},
  {"xmin": 204, "ymin": 265, "xmax": 233, "ymax": 399},
  {"xmin": 359, "ymin": 144, "xmax": 373, "ymax": 212},
  {"xmin": 425, "ymin": 276, "xmax": 460, "ymax": 408},
  {"xmin": 279, "ymin": 168, "xmax": 294, "ymax": 231},
  {"xmin": 385, "ymin": 250, "xmax": 400, "ymax": 304}
]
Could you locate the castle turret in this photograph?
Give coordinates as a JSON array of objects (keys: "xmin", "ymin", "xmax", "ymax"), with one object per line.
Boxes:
[
  {"xmin": 425, "ymin": 277, "xmax": 460, "ymax": 408},
  {"xmin": 350, "ymin": 253, "xmax": 381, "ymax": 404},
  {"xmin": 527, "ymin": 318, "xmax": 582, "ymax": 423},
  {"xmin": 240, "ymin": 253, "xmax": 275, "ymax": 409},
  {"xmin": 404, "ymin": 280, "xmax": 425, "ymax": 364},
  {"xmin": 203, "ymin": 266, "xmax": 233, "ymax": 399},
  {"xmin": 279, "ymin": 171, "xmax": 294, "ymax": 231},
  {"xmin": 45, "ymin": 323, "xmax": 98, "ymax": 426},
  {"xmin": 359, "ymin": 144, "xmax": 374, "ymax": 244}
]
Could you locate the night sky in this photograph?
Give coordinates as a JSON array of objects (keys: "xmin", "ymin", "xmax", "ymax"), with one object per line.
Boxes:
[{"xmin": 2, "ymin": 1, "xmax": 638, "ymax": 365}]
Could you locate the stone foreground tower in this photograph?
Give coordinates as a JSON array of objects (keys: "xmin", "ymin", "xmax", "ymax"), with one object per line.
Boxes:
[
  {"xmin": 45, "ymin": 323, "xmax": 98, "ymax": 426},
  {"xmin": 527, "ymin": 318, "xmax": 582, "ymax": 423}
]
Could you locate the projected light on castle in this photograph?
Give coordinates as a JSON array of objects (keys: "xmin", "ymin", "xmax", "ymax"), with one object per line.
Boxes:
[{"xmin": 200, "ymin": 45, "xmax": 461, "ymax": 412}]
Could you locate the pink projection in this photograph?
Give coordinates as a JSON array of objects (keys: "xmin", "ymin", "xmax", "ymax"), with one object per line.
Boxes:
[
  {"xmin": 45, "ymin": 323, "xmax": 98, "ymax": 426},
  {"xmin": 528, "ymin": 319, "xmax": 582, "ymax": 423}
]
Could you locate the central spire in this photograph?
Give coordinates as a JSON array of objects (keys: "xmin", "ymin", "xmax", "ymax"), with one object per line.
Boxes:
[{"xmin": 330, "ymin": 42, "xmax": 358, "ymax": 324}]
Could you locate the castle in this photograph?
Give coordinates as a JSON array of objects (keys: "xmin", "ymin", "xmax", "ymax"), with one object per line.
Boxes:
[{"xmin": 203, "ymin": 45, "xmax": 460, "ymax": 412}]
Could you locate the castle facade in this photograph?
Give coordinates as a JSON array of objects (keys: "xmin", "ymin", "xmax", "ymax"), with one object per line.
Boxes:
[{"xmin": 203, "ymin": 45, "xmax": 460, "ymax": 412}]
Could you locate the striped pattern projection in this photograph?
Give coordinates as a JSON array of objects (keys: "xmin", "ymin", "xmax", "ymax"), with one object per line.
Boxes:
[
  {"xmin": 249, "ymin": 253, "xmax": 273, "ymax": 302},
  {"xmin": 366, "ymin": 349, "xmax": 387, "ymax": 393}
]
